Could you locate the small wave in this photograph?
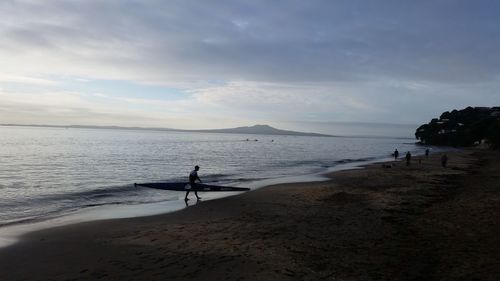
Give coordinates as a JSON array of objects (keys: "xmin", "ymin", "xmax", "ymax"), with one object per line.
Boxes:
[
  {"xmin": 0, "ymin": 217, "xmax": 41, "ymax": 228},
  {"xmin": 27, "ymin": 184, "xmax": 139, "ymax": 202},
  {"xmin": 230, "ymin": 177, "xmax": 269, "ymax": 183},
  {"xmin": 333, "ymin": 157, "xmax": 377, "ymax": 164}
]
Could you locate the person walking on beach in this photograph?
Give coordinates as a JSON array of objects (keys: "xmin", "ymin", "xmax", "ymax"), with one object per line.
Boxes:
[
  {"xmin": 185, "ymin": 165, "xmax": 202, "ymax": 201},
  {"xmin": 405, "ymin": 151, "xmax": 412, "ymax": 166},
  {"xmin": 425, "ymin": 148, "xmax": 430, "ymax": 158},
  {"xmin": 441, "ymin": 153, "xmax": 448, "ymax": 168},
  {"xmin": 394, "ymin": 149, "xmax": 399, "ymax": 160}
]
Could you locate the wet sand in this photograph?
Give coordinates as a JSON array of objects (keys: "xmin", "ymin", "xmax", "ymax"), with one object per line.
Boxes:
[{"xmin": 1, "ymin": 149, "xmax": 499, "ymax": 280}]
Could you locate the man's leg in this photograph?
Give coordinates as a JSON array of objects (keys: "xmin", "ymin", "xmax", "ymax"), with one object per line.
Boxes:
[{"xmin": 185, "ymin": 191, "xmax": 190, "ymax": 201}]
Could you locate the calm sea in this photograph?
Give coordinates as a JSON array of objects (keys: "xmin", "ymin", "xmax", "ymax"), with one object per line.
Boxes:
[{"xmin": 0, "ymin": 125, "xmax": 424, "ymax": 227}]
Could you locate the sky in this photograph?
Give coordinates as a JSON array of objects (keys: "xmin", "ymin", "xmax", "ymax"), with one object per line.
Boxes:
[{"xmin": 1, "ymin": 0, "xmax": 500, "ymax": 136}]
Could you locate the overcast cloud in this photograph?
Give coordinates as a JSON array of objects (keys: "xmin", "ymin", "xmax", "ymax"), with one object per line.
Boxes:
[{"xmin": 1, "ymin": 0, "xmax": 499, "ymax": 135}]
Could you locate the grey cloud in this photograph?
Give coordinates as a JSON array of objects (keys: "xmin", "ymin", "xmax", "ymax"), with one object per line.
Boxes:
[{"xmin": 1, "ymin": 0, "xmax": 500, "ymax": 84}]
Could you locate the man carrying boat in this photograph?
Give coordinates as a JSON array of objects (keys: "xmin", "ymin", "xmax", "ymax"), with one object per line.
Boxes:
[{"xmin": 185, "ymin": 165, "xmax": 202, "ymax": 201}]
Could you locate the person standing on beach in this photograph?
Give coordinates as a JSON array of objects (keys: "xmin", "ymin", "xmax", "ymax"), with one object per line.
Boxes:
[
  {"xmin": 441, "ymin": 153, "xmax": 448, "ymax": 168},
  {"xmin": 425, "ymin": 148, "xmax": 430, "ymax": 158},
  {"xmin": 394, "ymin": 149, "xmax": 399, "ymax": 160},
  {"xmin": 185, "ymin": 165, "xmax": 202, "ymax": 201},
  {"xmin": 405, "ymin": 151, "xmax": 412, "ymax": 166}
]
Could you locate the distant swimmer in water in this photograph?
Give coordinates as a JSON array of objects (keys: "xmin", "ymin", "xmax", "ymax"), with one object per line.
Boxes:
[
  {"xmin": 185, "ymin": 165, "xmax": 202, "ymax": 201},
  {"xmin": 394, "ymin": 149, "xmax": 399, "ymax": 160}
]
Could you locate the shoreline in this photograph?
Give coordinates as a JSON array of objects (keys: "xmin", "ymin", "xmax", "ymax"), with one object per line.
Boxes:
[
  {"xmin": 0, "ymin": 154, "xmax": 402, "ymax": 249},
  {"xmin": 2, "ymin": 149, "xmax": 497, "ymax": 280}
]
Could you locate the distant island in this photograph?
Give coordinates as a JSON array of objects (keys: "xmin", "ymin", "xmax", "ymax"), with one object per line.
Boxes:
[
  {"xmin": 415, "ymin": 106, "xmax": 500, "ymax": 148},
  {"xmin": 0, "ymin": 124, "xmax": 331, "ymax": 137},
  {"xmin": 184, "ymin": 124, "xmax": 330, "ymax": 137}
]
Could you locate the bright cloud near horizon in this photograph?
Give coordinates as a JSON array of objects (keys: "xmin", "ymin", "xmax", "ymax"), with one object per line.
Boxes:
[{"xmin": 1, "ymin": 0, "xmax": 500, "ymax": 135}]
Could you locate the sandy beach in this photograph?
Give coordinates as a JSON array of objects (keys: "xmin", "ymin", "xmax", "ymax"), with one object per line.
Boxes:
[{"xmin": 1, "ymin": 149, "xmax": 499, "ymax": 281}]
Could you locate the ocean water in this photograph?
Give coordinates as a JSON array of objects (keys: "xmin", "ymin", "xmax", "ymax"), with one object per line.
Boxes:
[{"xmin": 0, "ymin": 125, "xmax": 424, "ymax": 227}]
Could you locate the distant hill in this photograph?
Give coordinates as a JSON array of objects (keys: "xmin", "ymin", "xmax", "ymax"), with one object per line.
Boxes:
[
  {"xmin": 0, "ymin": 124, "xmax": 330, "ymax": 137},
  {"xmin": 415, "ymin": 106, "xmax": 500, "ymax": 148},
  {"xmin": 185, "ymin": 124, "xmax": 330, "ymax": 137}
]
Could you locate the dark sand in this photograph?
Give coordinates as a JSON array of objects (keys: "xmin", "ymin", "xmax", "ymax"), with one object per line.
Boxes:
[{"xmin": 1, "ymin": 149, "xmax": 499, "ymax": 280}]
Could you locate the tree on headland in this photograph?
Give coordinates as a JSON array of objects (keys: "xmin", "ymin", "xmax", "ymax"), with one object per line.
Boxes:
[{"xmin": 415, "ymin": 106, "xmax": 500, "ymax": 149}]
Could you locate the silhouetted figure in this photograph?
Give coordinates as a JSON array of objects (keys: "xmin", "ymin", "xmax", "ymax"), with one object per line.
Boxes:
[
  {"xmin": 394, "ymin": 149, "xmax": 399, "ymax": 160},
  {"xmin": 441, "ymin": 153, "xmax": 448, "ymax": 168},
  {"xmin": 185, "ymin": 165, "xmax": 201, "ymax": 201},
  {"xmin": 405, "ymin": 151, "xmax": 412, "ymax": 166},
  {"xmin": 425, "ymin": 148, "xmax": 430, "ymax": 158}
]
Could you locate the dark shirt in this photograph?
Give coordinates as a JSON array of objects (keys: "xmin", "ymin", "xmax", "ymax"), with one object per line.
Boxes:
[{"xmin": 189, "ymin": 170, "xmax": 199, "ymax": 184}]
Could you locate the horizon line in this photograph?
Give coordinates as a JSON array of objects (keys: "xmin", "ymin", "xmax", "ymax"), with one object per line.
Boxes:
[{"xmin": 0, "ymin": 123, "xmax": 415, "ymax": 140}]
